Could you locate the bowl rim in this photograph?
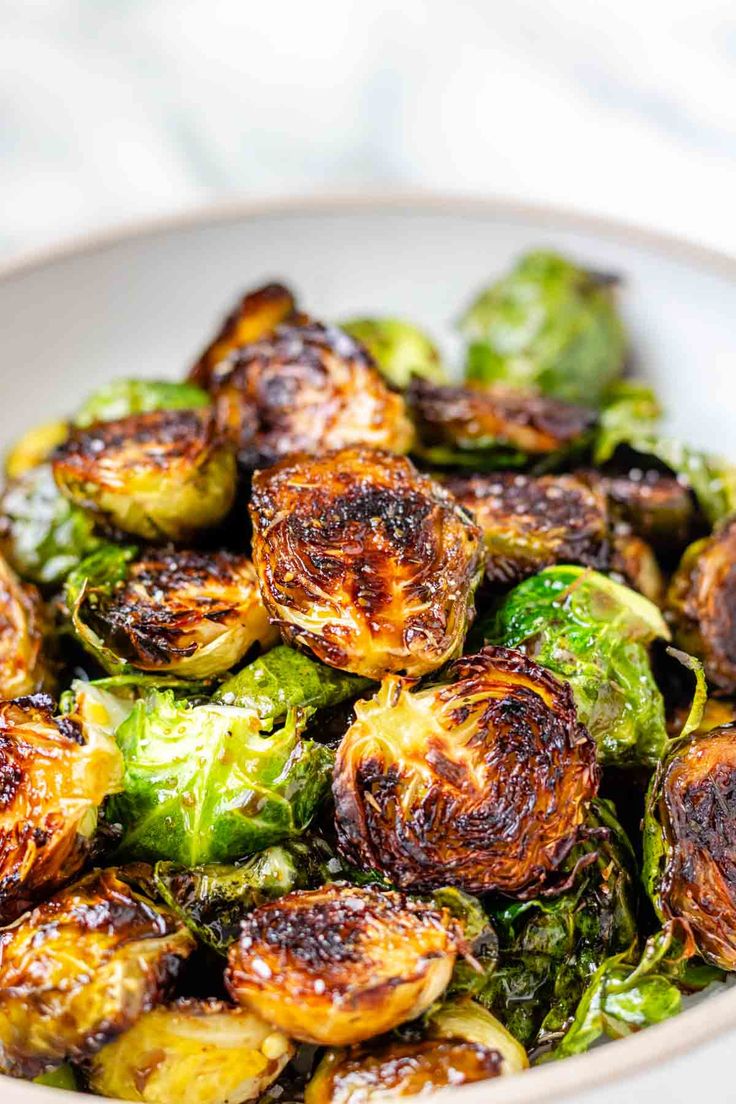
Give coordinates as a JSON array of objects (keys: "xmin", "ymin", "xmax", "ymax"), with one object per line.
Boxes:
[{"xmin": 1, "ymin": 189, "xmax": 736, "ymax": 1104}]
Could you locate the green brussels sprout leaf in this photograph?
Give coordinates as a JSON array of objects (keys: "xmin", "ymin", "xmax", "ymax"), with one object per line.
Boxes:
[
  {"xmin": 341, "ymin": 318, "xmax": 447, "ymax": 389},
  {"xmin": 73, "ymin": 378, "xmax": 210, "ymax": 428},
  {"xmin": 34, "ymin": 1064, "xmax": 78, "ymax": 1091}
]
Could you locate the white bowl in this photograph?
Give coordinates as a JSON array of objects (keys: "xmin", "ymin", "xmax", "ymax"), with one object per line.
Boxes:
[{"xmin": 1, "ymin": 194, "xmax": 735, "ymax": 1104}]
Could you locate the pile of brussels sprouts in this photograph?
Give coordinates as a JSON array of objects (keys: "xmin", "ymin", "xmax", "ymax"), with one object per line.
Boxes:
[{"xmin": 0, "ymin": 251, "xmax": 735, "ymax": 1103}]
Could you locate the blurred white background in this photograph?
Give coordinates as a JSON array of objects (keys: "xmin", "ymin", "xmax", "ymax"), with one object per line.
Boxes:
[{"xmin": 2, "ymin": 0, "xmax": 736, "ymax": 260}]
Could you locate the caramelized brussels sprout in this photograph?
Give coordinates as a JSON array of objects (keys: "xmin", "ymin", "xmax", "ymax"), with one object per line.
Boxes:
[
  {"xmin": 52, "ymin": 409, "xmax": 236, "ymax": 541},
  {"xmin": 88, "ymin": 999, "xmax": 294, "ymax": 1104},
  {"xmin": 667, "ymin": 519, "xmax": 736, "ymax": 693},
  {"xmin": 603, "ymin": 469, "xmax": 695, "ymax": 551},
  {"xmin": 333, "ymin": 646, "xmax": 599, "ymax": 894},
  {"xmin": 610, "ymin": 532, "xmax": 664, "ymax": 605},
  {"xmin": 65, "ymin": 545, "xmax": 276, "ymax": 679},
  {"xmin": 445, "ymin": 472, "xmax": 609, "ymax": 586},
  {"xmin": 250, "ymin": 447, "xmax": 483, "ymax": 679},
  {"xmin": 190, "ymin": 282, "xmax": 300, "ymax": 389},
  {"xmin": 340, "ymin": 318, "xmax": 446, "ymax": 389},
  {"xmin": 644, "ymin": 725, "xmax": 736, "ymax": 969},
  {"xmin": 0, "ymin": 555, "xmax": 51, "ymax": 698},
  {"xmin": 408, "ymin": 378, "xmax": 595, "ymax": 468},
  {"xmin": 460, "ymin": 252, "xmax": 626, "ymax": 405},
  {"xmin": 73, "ymin": 379, "xmax": 210, "ymax": 428},
  {"xmin": 215, "ymin": 644, "xmax": 372, "ymax": 724},
  {"xmin": 226, "ymin": 882, "xmax": 461, "ymax": 1045},
  {"xmin": 213, "ymin": 322, "xmax": 414, "ymax": 467},
  {"xmin": 5, "ymin": 421, "xmax": 69, "ymax": 479},
  {"xmin": 485, "ymin": 566, "xmax": 670, "ymax": 765},
  {"xmin": 306, "ymin": 1000, "xmax": 526, "ymax": 1104},
  {"xmin": 0, "ymin": 868, "xmax": 195, "ymax": 1078},
  {"xmin": 108, "ymin": 691, "xmax": 334, "ymax": 865},
  {"xmin": 0, "ymin": 693, "xmax": 123, "ymax": 923}
]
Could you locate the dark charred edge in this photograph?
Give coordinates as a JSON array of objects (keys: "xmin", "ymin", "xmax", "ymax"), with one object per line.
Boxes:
[{"xmin": 53, "ymin": 408, "xmax": 219, "ymax": 471}]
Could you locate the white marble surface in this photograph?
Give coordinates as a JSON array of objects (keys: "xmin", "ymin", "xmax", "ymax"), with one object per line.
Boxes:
[{"xmin": 2, "ymin": 0, "xmax": 736, "ymax": 260}]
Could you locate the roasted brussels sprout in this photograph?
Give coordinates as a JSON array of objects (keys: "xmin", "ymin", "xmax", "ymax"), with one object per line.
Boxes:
[
  {"xmin": 340, "ymin": 318, "xmax": 446, "ymax": 389},
  {"xmin": 88, "ymin": 998, "xmax": 294, "ymax": 1104},
  {"xmin": 5, "ymin": 421, "xmax": 69, "ymax": 479},
  {"xmin": 610, "ymin": 532, "xmax": 664, "ymax": 605},
  {"xmin": 108, "ymin": 691, "xmax": 334, "ymax": 865},
  {"xmin": 73, "ymin": 378, "xmax": 210, "ymax": 428},
  {"xmin": 333, "ymin": 646, "xmax": 599, "ymax": 895},
  {"xmin": 408, "ymin": 377, "xmax": 595, "ymax": 468},
  {"xmin": 667, "ymin": 518, "xmax": 736, "ymax": 694},
  {"xmin": 226, "ymin": 882, "xmax": 461, "ymax": 1045},
  {"xmin": 213, "ymin": 322, "xmax": 414, "ymax": 468},
  {"xmin": 190, "ymin": 282, "xmax": 300, "ymax": 390},
  {"xmin": 215, "ymin": 644, "xmax": 372, "ymax": 724},
  {"xmin": 65, "ymin": 545, "xmax": 276, "ymax": 679},
  {"xmin": 0, "ymin": 693, "xmax": 123, "ymax": 922},
  {"xmin": 445, "ymin": 471, "xmax": 609, "ymax": 586},
  {"xmin": 603, "ymin": 469, "xmax": 695, "ymax": 551},
  {"xmin": 0, "ymin": 555, "xmax": 51, "ymax": 698},
  {"xmin": 0, "ymin": 463, "xmax": 101, "ymax": 586},
  {"xmin": 250, "ymin": 448, "xmax": 483, "ymax": 679},
  {"xmin": 52, "ymin": 409, "xmax": 236, "ymax": 541},
  {"xmin": 459, "ymin": 251, "xmax": 626, "ymax": 406},
  {"xmin": 643, "ymin": 725, "xmax": 736, "ymax": 969},
  {"xmin": 485, "ymin": 566, "xmax": 670, "ymax": 765},
  {"xmin": 305, "ymin": 1001, "xmax": 526, "ymax": 1104},
  {"xmin": 0, "ymin": 868, "xmax": 195, "ymax": 1078}
]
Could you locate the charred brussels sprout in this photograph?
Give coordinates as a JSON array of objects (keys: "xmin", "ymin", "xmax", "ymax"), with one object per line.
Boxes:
[
  {"xmin": 215, "ymin": 644, "xmax": 372, "ymax": 725},
  {"xmin": 5, "ymin": 421, "xmax": 69, "ymax": 479},
  {"xmin": 603, "ymin": 469, "xmax": 695, "ymax": 551},
  {"xmin": 108, "ymin": 692, "xmax": 334, "ymax": 865},
  {"xmin": 190, "ymin": 282, "xmax": 300, "ymax": 390},
  {"xmin": 305, "ymin": 1001, "xmax": 526, "ymax": 1104},
  {"xmin": 52, "ymin": 408, "xmax": 236, "ymax": 541},
  {"xmin": 0, "ymin": 555, "xmax": 51, "ymax": 698},
  {"xmin": 0, "ymin": 463, "xmax": 100, "ymax": 586},
  {"xmin": 485, "ymin": 565, "xmax": 670, "ymax": 766},
  {"xmin": 445, "ymin": 472, "xmax": 609, "ymax": 586},
  {"xmin": 459, "ymin": 251, "xmax": 626, "ymax": 405},
  {"xmin": 226, "ymin": 882, "xmax": 461, "ymax": 1045},
  {"xmin": 407, "ymin": 377, "xmax": 595, "ymax": 468},
  {"xmin": 667, "ymin": 519, "xmax": 736, "ymax": 694},
  {"xmin": 250, "ymin": 447, "xmax": 483, "ymax": 679},
  {"xmin": 644, "ymin": 725, "xmax": 736, "ymax": 970},
  {"xmin": 65, "ymin": 545, "xmax": 276, "ymax": 679},
  {"xmin": 333, "ymin": 646, "xmax": 599, "ymax": 895},
  {"xmin": 0, "ymin": 693, "xmax": 123, "ymax": 923},
  {"xmin": 610, "ymin": 532, "xmax": 664, "ymax": 606},
  {"xmin": 73, "ymin": 378, "xmax": 210, "ymax": 428},
  {"xmin": 213, "ymin": 322, "xmax": 414, "ymax": 468},
  {"xmin": 0, "ymin": 868, "xmax": 195, "ymax": 1078},
  {"xmin": 340, "ymin": 318, "xmax": 446, "ymax": 389},
  {"xmin": 88, "ymin": 999, "xmax": 294, "ymax": 1104}
]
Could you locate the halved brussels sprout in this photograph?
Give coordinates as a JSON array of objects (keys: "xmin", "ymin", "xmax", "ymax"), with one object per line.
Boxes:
[
  {"xmin": 0, "ymin": 463, "xmax": 101, "ymax": 586},
  {"xmin": 445, "ymin": 472, "xmax": 609, "ymax": 586},
  {"xmin": 644, "ymin": 725, "xmax": 736, "ymax": 970},
  {"xmin": 408, "ymin": 378, "xmax": 595, "ymax": 468},
  {"xmin": 333, "ymin": 645, "xmax": 599, "ymax": 895},
  {"xmin": 213, "ymin": 322, "xmax": 415, "ymax": 467},
  {"xmin": 52, "ymin": 408, "xmax": 236, "ymax": 541},
  {"xmin": 0, "ymin": 554, "xmax": 52, "ymax": 698},
  {"xmin": 190, "ymin": 282, "xmax": 300, "ymax": 390},
  {"xmin": 603, "ymin": 469, "xmax": 695, "ymax": 551},
  {"xmin": 0, "ymin": 868, "xmax": 195, "ymax": 1078},
  {"xmin": 0, "ymin": 693, "xmax": 123, "ymax": 923},
  {"xmin": 88, "ymin": 998, "xmax": 294, "ymax": 1104},
  {"xmin": 65, "ymin": 544, "xmax": 277, "ymax": 679},
  {"xmin": 249, "ymin": 447, "xmax": 483, "ymax": 679},
  {"xmin": 340, "ymin": 318, "xmax": 446, "ymax": 389},
  {"xmin": 153, "ymin": 842, "xmax": 326, "ymax": 953},
  {"xmin": 610, "ymin": 532, "xmax": 664, "ymax": 605},
  {"xmin": 215, "ymin": 644, "xmax": 372, "ymax": 725},
  {"xmin": 485, "ymin": 566, "xmax": 670, "ymax": 766},
  {"xmin": 5, "ymin": 421, "xmax": 69, "ymax": 479},
  {"xmin": 108, "ymin": 691, "xmax": 334, "ymax": 865},
  {"xmin": 667, "ymin": 519, "xmax": 736, "ymax": 694},
  {"xmin": 459, "ymin": 251, "xmax": 626, "ymax": 406},
  {"xmin": 73, "ymin": 378, "xmax": 210, "ymax": 428},
  {"xmin": 226, "ymin": 882, "xmax": 461, "ymax": 1045},
  {"xmin": 305, "ymin": 999, "xmax": 526, "ymax": 1104}
]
